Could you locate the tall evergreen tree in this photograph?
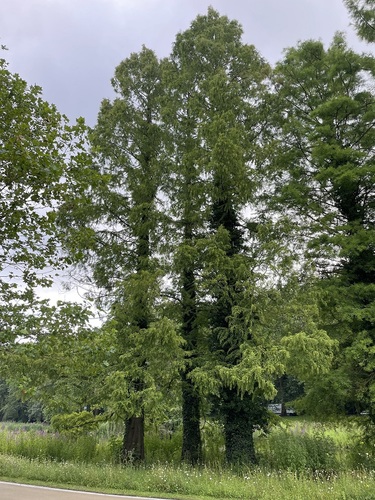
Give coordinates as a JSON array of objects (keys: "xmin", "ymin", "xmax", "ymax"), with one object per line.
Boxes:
[
  {"xmin": 163, "ymin": 9, "xmax": 337, "ymax": 464},
  {"xmin": 56, "ymin": 14, "xmax": 340, "ymax": 465},
  {"xmin": 92, "ymin": 50, "xmax": 164, "ymax": 462},
  {"xmin": 162, "ymin": 36, "xmax": 210, "ymax": 464}
]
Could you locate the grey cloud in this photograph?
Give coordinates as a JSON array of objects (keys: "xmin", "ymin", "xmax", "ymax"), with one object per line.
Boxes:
[{"xmin": 0, "ymin": 0, "xmax": 369, "ymax": 125}]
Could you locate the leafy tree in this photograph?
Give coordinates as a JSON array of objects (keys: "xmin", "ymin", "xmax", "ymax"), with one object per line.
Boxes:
[
  {"xmin": 344, "ymin": 0, "xmax": 375, "ymax": 42},
  {"xmin": 45, "ymin": 13, "xmax": 341, "ymax": 466},
  {"xmin": 161, "ymin": 21, "xmax": 215, "ymax": 463},
  {"xmin": 167, "ymin": 8, "xmax": 271, "ymax": 464},
  {"xmin": 162, "ymin": 9, "xmax": 336, "ymax": 464},
  {"xmin": 59, "ymin": 47, "xmax": 184, "ymax": 461},
  {"xmin": 271, "ymin": 34, "xmax": 375, "ymax": 422},
  {"xmin": 1, "ymin": 302, "xmax": 101, "ymax": 416},
  {"xmin": 0, "ymin": 50, "xmax": 87, "ymax": 345},
  {"xmin": 0, "ymin": 50, "xmax": 107, "ymax": 432},
  {"xmin": 0, "ymin": 379, "xmax": 28, "ymax": 422}
]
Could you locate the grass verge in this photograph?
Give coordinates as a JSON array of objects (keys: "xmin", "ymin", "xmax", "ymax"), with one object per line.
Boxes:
[{"xmin": 1, "ymin": 453, "xmax": 374, "ymax": 500}]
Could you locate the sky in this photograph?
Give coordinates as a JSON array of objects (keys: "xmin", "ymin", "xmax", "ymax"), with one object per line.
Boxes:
[
  {"xmin": 0, "ymin": 0, "xmax": 371, "ymax": 309},
  {"xmin": 1, "ymin": 0, "xmax": 371, "ymax": 127}
]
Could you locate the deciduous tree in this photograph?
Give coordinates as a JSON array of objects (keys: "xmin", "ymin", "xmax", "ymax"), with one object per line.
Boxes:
[
  {"xmin": 0, "ymin": 51, "xmax": 87, "ymax": 345},
  {"xmin": 59, "ymin": 47, "xmax": 184, "ymax": 461},
  {"xmin": 271, "ymin": 34, "xmax": 375, "ymax": 422}
]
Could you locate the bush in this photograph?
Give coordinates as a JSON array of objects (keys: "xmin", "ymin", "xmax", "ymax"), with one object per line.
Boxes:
[{"xmin": 348, "ymin": 438, "xmax": 375, "ymax": 470}]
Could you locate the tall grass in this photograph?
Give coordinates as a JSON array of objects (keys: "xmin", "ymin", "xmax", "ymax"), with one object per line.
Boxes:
[
  {"xmin": 0, "ymin": 418, "xmax": 374, "ymax": 500},
  {"xmin": 0, "ymin": 418, "xmax": 373, "ymax": 472},
  {"xmin": 0, "ymin": 423, "xmax": 112, "ymax": 464},
  {"xmin": 0, "ymin": 454, "xmax": 374, "ymax": 500}
]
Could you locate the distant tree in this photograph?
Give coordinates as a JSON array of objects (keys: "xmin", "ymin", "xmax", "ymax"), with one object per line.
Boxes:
[
  {"xmin": 0, "ymin": 378, "xmax": 44, "ymax": 422},
  {"xmin": 2, "ymin": 302, "xmax": 102, "ymax": 415},
  {"xmin": 344, "ymin": 0, "xmax": 375, "ymax": 42}
]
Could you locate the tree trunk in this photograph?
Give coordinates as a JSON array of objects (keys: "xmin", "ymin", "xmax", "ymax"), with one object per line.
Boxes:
[
  {"xmin": 219, "ymin": 388, "xmax": 256, "ymax": 464},
  {"xmin": 179, "ymin": 215, "xmax": 202, "ymax": 464},
  {"xmin": 121, "ymin": 207, "xmax": 151, "ymax": 463},
  {"xmin": 122, "ymin": 415, "xmax": 145, "ymax": 462},
  {"xmin": 181, "ymin": 370, "xmax": 202, "ymax": 463}
]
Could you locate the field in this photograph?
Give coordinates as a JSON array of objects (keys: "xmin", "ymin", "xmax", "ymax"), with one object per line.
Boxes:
[{"xmin": 0, "ymin": 418, "xmax": 374, "ymax": 499}]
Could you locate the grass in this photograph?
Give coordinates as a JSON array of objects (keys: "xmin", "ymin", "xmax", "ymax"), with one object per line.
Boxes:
[
  {"xmin": 1, "ymin": 454, "xmax": 375, "ymax": 499},
  {"xmin": 0, "ymin": 419, "xmax": 374, "ymax": 499},
  {"xmin": 0, "ymin": 423, "xmax": 112, "ymax": 464}
]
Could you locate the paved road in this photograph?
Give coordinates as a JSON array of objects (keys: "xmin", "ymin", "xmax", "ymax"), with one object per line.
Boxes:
[{"xmin": 0, "ymin": 482, "xmax": 172, "ymax": 500}]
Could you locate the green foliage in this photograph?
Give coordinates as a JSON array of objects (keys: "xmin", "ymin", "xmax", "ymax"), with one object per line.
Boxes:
[
  {"xmin": 102, "ymin": 317, "xmax": 185, "ymax": 422},
  {"xmin": 0, "ymin": 456, "xmax": 374, "ymax": 500},
  {"xmin": 2, "ymin": 7, "xmax": 374, "ymax": 470},
  {"xmin": 58, "ymin": 45, "xmax": 187, "ymax": 461},
  {"xmin": 0, "ymin": 426, "xmax": 106, "ymax": 463},
  {"xmin": 258, "ymin": 426, "xmax": 338, "ymax": 473},
  {"xmin": 51, "ymin": 412, "xmax": 101, "ymax": 437},
  {"xmin": 348, "ymin": 429, "xmax": 375, "ymax": 469},
  {"xmin": 0, "ymin": 419, "xmax": 374, "ymax": 500},
  {"xmin": 163, "ymin": 10, "xmax": 273, "ymax": 463},
  {"xmin": 144, "ymin": 431, "xmax": 183, "ymax": 464},
  {"xmin": 59, "ymin": 46, "xmax": 165, "ymax": 301},
  {"xmin": 269, "ymin": 33, "xmax": 375, "ymax": 425},
  {"xmin": 0, "ymin": 55, "xmax": 89, "ymax": 343},
  {"xmin": 345, "ymin": 0, "xmax": 375, "ymax": 42},
  {"xmin": 0, "ymin": 380, "xmax": 29, "ymax": 423},
  {"xmin": 10, "ymin": 458, "xmax": 375, "ymax": 499},
  {"xmin": 1, "ymin": 302, "xmax": 105, "ymax": 417}
]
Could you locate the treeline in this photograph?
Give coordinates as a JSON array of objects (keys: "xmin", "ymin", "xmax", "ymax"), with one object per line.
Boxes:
[{"xmin": 0, "ymin": 3, "xmax": 374, "ymax": 465}]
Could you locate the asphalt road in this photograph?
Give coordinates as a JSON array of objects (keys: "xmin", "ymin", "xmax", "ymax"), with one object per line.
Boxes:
[{"xmin": 0, "ymin": 482, "xmax": 173, "ymax": 500}]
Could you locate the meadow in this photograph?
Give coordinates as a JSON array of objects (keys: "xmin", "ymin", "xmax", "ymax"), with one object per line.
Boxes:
[{"xmin": 0, "ymin": 418, "xmax": 374, "ymax": 499}]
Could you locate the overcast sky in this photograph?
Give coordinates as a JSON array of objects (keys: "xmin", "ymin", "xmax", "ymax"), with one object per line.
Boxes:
[{"xmin": 1, "ymin": 0, "xmax": 371, "ymax": 127}]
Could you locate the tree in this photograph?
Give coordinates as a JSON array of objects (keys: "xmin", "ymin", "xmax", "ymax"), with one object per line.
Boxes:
[
  {"xmin": 344, "ymin": 0, "xmax": 375, "ymax": 42},
  {"xmin": 167, "ymin": 8, "xmax": 271, "ymax": 464},
  {"xmin": 0, "ymin": 50, "xmax": 87, "ymax": 345},
  {"xmin": 59, "ymin": 47, "xmax": 184, "ymax": 461},
  {"xmin": 162, "ymin": 9, "xmax": 336, "ymax": 464},
  {"xmin": 0, "ymin": 50, "xmax": 108, "ymax": 431},
  {"xmin": 1, "ymin": 302, "xmax": 100, "ymax": 419},
  {"xmin": 54, "ymin": 13, "xmax": 339, "ymax": 466},
  {"xmin": 270, "ymin": 34, "xmax": 375, "ymax": 422},
  {"xmin": 161, "ymin": 22, "xmax": 214, "ymax": 463},
  {"xmin": 0, "ymin": 378, "xmax": 30, "ymax": 422}
]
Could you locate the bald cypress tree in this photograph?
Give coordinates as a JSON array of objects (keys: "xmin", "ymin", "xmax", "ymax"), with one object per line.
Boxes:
[
  {"xmin": 163, "ymin": 9, "xmax": 274, "ymax": 464},
  {"xmin": 271, "ymin": 34, "xmax": 375, "ymax": 422},
  {"xmin": 344, "ymin": 0, "xmax": 375, "ymax": 42},
  {"xmin": 59, "ymin": 47, "xmax": 184, "ymax": 461}
]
